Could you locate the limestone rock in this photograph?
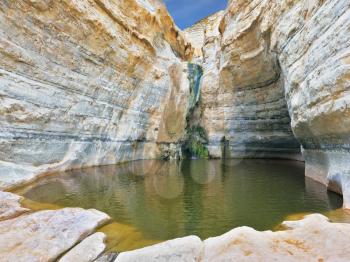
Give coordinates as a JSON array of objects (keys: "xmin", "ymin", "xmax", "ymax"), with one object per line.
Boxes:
[
  {"xmin": 117, "ymin": 214, "xmax": 350, "ymax": 261},
  {"xmin": 0, "ymin": 191, "xmax": 29, "ymax": 221},
  {"xmin": 59, "ymin": 232, "xmax": 106, "ymax": 262},
  {"xmin": 0, "ymin": 0, "xmax": 192, "ymax": 189},
  {"xmin": 185, "ymin": 0, "xmax": 350, "ymax": 204},
  {"xmin": 203, "ymin": 214, "xmax": 350, "ymax": 261},
  {"xmin": 185, "ymin": 8, "xmax": 302, "ymax": 160},
  {"xmin": 95, "ymin": 253, "xmax": 118, "ymax": 262},
  {"xmin": 115, "ymin": 236, "xmax": 204, "ymax": 262},
  {"xmin": 0, "ymin": 208, "xmax": 110, "ymax": 261},
  {"xmin": 0, "ymin": 0, "xmax": 349, "ymax": 211}
]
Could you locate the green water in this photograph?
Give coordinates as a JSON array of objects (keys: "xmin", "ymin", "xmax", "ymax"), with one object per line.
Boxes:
[{"xmin": 18, "ymin": 159, "xmax": 342, "ymax": 251}]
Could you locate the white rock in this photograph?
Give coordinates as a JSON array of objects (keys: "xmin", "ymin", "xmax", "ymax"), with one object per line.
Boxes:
[
  {"xmin": 0, "ymin": 208, "xmax": 110, "ymax": 262},
  {"xmin": 202, "ymin": 214, "xmax": 350, "ymax": 261},
  {"xmin": 115, "ymin": 236, "xmax": 204, "ymax": 262},
  {"xmin": 0, "ymin": 191, "xmax": 29, "ymax": 221},
  {"xmin": 59, "ymin": 232, "xmax": 106, "ymax": 262},
  {"xmin": 0, "ymin": 0, "xmax": 193, "ymax": 190},
  {"xmin": 116, "ymin": 214, "xmax": 350, "ymax": 261}
]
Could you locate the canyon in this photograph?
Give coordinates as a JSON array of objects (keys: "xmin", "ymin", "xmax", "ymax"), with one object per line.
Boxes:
[{"xmin": 0, "ymin": 0, "xmax": 350, "ymax": 261}]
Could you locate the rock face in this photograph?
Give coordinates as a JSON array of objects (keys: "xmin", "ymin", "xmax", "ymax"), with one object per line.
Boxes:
[
  {"xmin": 0, "ymin": 207, "xmax": 110, "ymax": 261},
  {"xmin": 116, "ymin": 214, "xmax": 350, "ymax": 262},
  {"xmin": 0, "ymin": 0, "xmax": 193, "ymax": 189},
  {"xmin": 185, "ymin": 0, "xmax": 350, "ymax": 205},
  {"xmin": 185, "ymin": 10, "xmax": 301, "ymax": 160},
  {"xmin": 0, "ymin": 0, "xmax": 349, "ymax": 207}
]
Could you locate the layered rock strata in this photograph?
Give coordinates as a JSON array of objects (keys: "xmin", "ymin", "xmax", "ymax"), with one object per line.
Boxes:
[
  {"xmin": 0, "ymin": 0, "xmax": 349, "ymax": 208},
  {"xmin": 0, "ymin": 0, "xmax": 193, "ymax": 189},
  {"xmin": 185, "ymin": 0, "xmax": 350, "ymax": 205},
  {"xmin": 186, "ymin": 10, "xmax": 302, "ymax": 160}
]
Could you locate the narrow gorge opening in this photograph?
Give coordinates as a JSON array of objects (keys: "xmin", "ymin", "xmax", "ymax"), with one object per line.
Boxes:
[{"xmin": 164, "ymin": 0, "xmax": 227, "ymax": 30}]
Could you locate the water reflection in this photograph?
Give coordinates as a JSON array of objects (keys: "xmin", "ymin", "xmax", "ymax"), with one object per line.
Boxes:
[{"xmin": 17, "ymin": 159, "xmax": 343, "ymax": 251}]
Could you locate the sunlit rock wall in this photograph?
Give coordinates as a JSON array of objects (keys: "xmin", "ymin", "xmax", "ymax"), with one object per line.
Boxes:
[
  {"xmin": 185, "ymin": 10, "xmax": 301, "ymax": 160},
  {"xmin": 267, "ymin": 0, "xmax": 350, "ymax": 207},
  {"xmin": 186, "ymin": 0, "xmax": 350, "ymax": 206},
  {"xmin": 0, "ymin": 0, "xmax": 193, "ymax": 189}
]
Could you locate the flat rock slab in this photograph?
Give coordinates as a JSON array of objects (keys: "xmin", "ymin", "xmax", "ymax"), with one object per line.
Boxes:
[
  {"xmin": 0, "ymin": 162, "xmax": 39, "ymax": 191},
  {"xmin": 116, "ymin": 236, "xmax": 204, "ymax": 262},
  {"xmin": 59, "ymin": 232, "xmax": 106, "ymax": 262},
  {"xmin": 203, "ymin": 214, "xmax": 350, "ymax": 261},
  {"xmin": 116, "ymin": 214, "xmax": 350, "ymax": 261},
  {"xmin": 0, "ymin": 191, "xmax": 29, "ymax": 221},
  {"xmin": 0, "ymin": 208, "xmax": 110, "ymax": 262}
]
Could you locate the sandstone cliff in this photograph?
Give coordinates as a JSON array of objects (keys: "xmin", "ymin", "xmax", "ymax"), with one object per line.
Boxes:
[
  {"xmin": 185, "ymin": 0, "xmax": 350, "ymax": 206},
  {"xmin": 0, "ymin": 0, "xmax": 193, "ymax": 189}
]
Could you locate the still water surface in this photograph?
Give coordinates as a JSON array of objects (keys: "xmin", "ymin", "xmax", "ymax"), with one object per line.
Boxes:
[{"xmin": 17, "ymin": 159, "xmax": 343, "ymax": 251}]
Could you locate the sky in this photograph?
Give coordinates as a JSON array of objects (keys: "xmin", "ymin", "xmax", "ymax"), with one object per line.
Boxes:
[{"xmin": 164, "ymin": 0, "xmax": 227, "ymax": 30}]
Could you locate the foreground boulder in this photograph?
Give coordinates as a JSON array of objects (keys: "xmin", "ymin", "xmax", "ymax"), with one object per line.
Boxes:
[
  {"xmin": 59, "ymin": 232, "xmax": 107, "ymax": 262},
  {"xmin": 203, "ymin": 214, "xmax": 350, "ymax": 261},
  {"xmin": 116, "ymin": 214, "xmax": 350, "ymax": 261},
  {"xmin": 0, "ymin": 191, "xmax": 29, "ymax": 221},
  {"xmin": 116, "ymin": 236, "xmax": 203, "ymax": 262},
  {"xmin": 0, "ymin": 207, "xmax": 110, "ymax": 261}
]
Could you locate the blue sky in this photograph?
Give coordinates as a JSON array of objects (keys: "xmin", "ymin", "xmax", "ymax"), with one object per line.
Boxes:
[{"xmin": 164, "ymin": 0, "xmax": 227, "ymax": 30}]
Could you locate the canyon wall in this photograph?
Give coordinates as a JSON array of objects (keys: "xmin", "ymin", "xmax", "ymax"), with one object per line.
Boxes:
[
  {"xmin": 186, "ymin": 10, "xmax": 302, "ymax": 160},
  {"xmin": 185, "ymin": 0, "xmax": 350, "ymax": 206},
  {"xmin": 0, "ymin": 0, "xmax": 349, "ymax": 207},
  {"xmin": 0, "ymin": 0, "xmax": 193, "ymax": 189}
]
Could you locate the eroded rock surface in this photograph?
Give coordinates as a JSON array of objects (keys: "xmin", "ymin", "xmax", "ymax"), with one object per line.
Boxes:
[
  {"xmin": 115, "ymin": 236, "xmax": 204, "ymax": 262},
  {"xmin": 185, "ymin": 0, "xmax": 350, "ymax": 205},
  {"xmin": 203, "ymin": 214, "xmax": 350, "ymax": 261},
  {"xmin": 1, "ymin": 0, "xmax": 349, "ymax": 207},
  {"xmin": 59, "ymin": 232, "xmax": 106, "ymax": 262},
  {"xmin": 0, "ymin": 0, "xmax": 193, "ymax": 189},
  {"xmin": 116, "ymin": 214, "xmax": 350, "ymax": 262},
  {"xmin": 185, "ymin": 9, "xmax": 302, "ymax": 160},
  {"xmin": 0, "ymin": 191, "xmax": 29, "ymax": 221},
  {"xmin": 0, "ymin": 207, "xmax": 110, "ymax": 261}
]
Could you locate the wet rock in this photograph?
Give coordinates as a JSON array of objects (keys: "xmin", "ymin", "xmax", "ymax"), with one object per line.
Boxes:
[
  {"xmin": 59, "ymin": 232, "xmax": 106, "ymax": 262},
  {"xmin": 0, "ymin": 191, "xmax": 29, "ymax": 221},
  {"xmin": 0, "ymin": 208, "xmax": 110, "ymax": 261}
]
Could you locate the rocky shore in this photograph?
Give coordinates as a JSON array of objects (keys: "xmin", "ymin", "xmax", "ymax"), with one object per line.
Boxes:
[{"xmin": 1, "ymin": 191, "xmax": 350, "ymax": 261}]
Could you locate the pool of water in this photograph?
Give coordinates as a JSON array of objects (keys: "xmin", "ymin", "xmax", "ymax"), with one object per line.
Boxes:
[{"xmin": 15, "ymin": 159, "xmax": 343, "ymax": 251}]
